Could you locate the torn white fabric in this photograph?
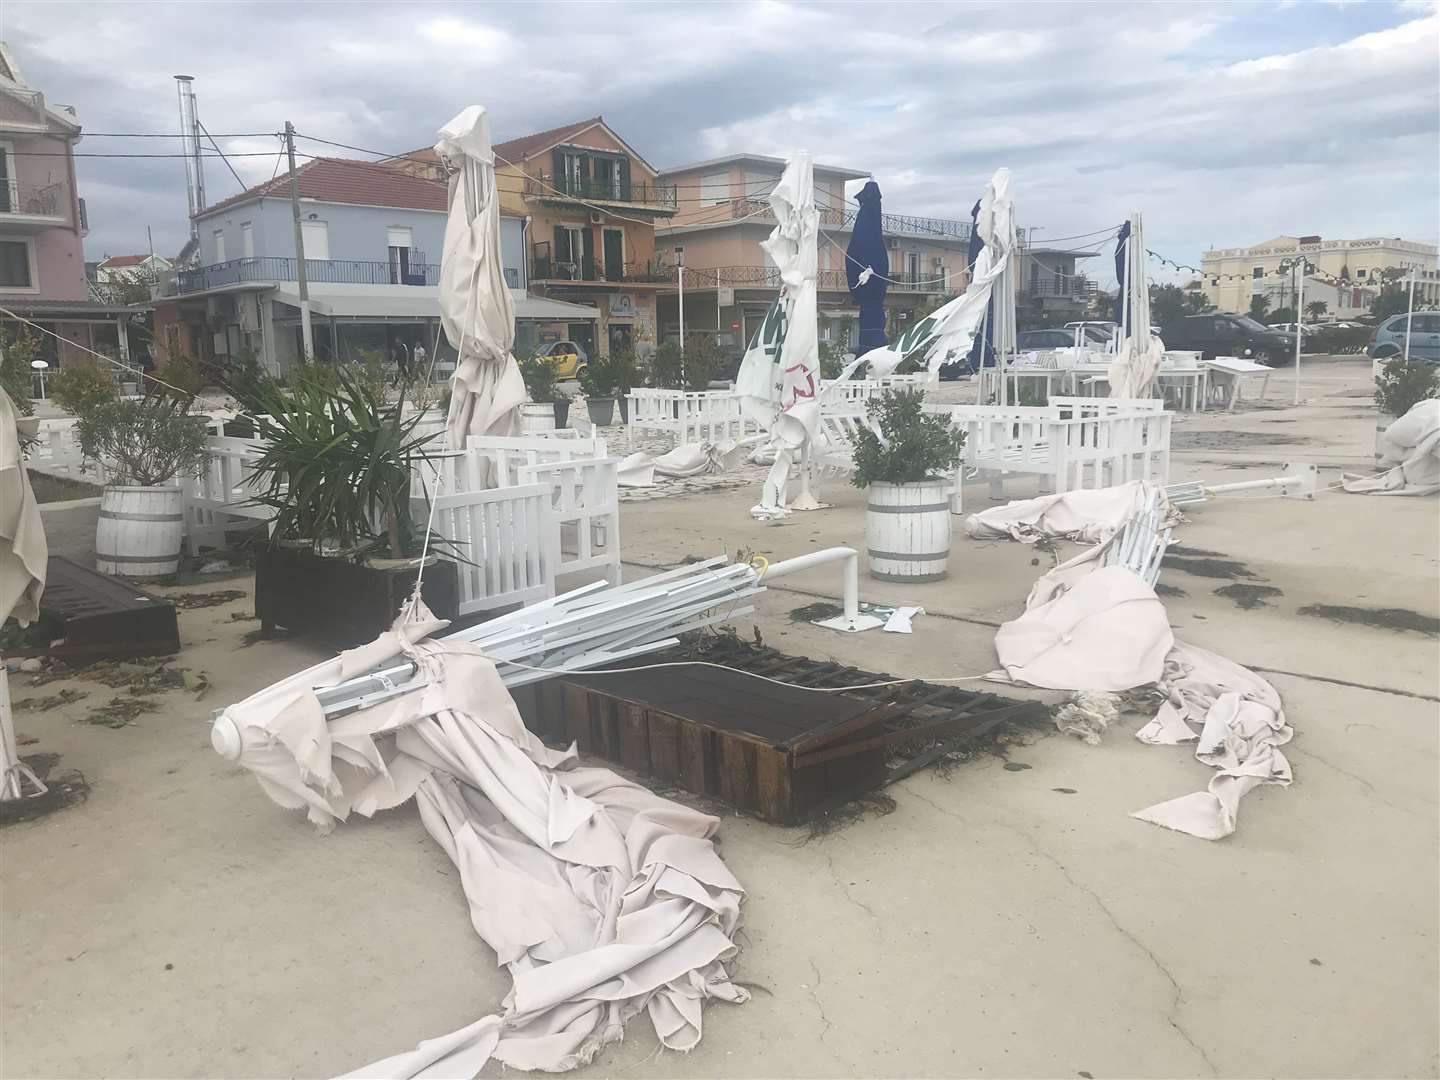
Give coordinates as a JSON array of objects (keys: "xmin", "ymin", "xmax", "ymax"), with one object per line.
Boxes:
[
  {"xmin": 615, "ymin": 442, "xmax": 746, "ymax": 488},
  {"xmin": 220, "ymin": 605, "xmax": 748, "ymax": 1075},
  {"xmin": 1131, "ymin": 641, "xmax": 1292, "ymax": 840},
  {"xmin": 862, "ymin": 168, "xmax": 1015, "ymax": 378},
  {"xmin": 883, "ymin": 606, "xmax": 924, "ymax": 634},
  {"xmin": 1107, "ymin": 212, "xmax": 1163, "ymax": 400},
  {"xmin": 1, "ymin": 389, "xmax": 46, "ymax": 625},
  {"xmin": 993, "ymin": 565, "xmax": 1174, "ymax": 691},
  {"xmin": 1342, "ymin": 399, "xmax": 1440, "ymax": 496},
  {"xmin": 437, "ymin": 106, "xmax": 526, "ymax": 448},
  {"xmin": 965, "ymin": 481, "xmax": 1163, "ymax": 546},
  {"xmin": 1054, "ymin": 691, "xmax": 1122, "ymax": 746}
]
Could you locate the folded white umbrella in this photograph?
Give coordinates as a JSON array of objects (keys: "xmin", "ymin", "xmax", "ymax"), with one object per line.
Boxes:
[
  {"xmin": 734, "ymin": 152, "xmax": 821, "ymax": 517},
  {"xmin": 1342, "ymin": 398, "xmax": 1440, "ymax": 496},
  {"xmin": 0, "ymin": 388, "xmax": 45, "ymax": 626},
  {"xmin": 1107, "ymin": 212, "xmax": 1163, "ymax": 400},
  {"xmin": 438, "ymin": 106, "xmax": 527, "ymax": 449}
]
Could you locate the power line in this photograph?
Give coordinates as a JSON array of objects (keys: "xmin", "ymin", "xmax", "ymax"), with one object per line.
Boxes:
[
  {"xmin": 8, "ymin": 149, "xmax": 312, "ymax": 159},
  {"xmin": 78, "ymin": 131, "xmax": 279, "ymax": 138}
]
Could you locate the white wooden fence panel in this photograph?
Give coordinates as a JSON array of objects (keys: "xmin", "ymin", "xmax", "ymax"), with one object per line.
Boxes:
[
  {"xmin": 624, "ymin": 389, "xmax": 762, "ymax": 445},
  {"xmin": 518, "ymin": 458, "xmax": 622, "ymax": 585},
  {"xmin": 421, "ymin": 482, "xmax": 558, "ymax": 615}
]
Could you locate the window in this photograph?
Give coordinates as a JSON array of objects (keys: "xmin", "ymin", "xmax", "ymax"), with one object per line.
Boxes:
[
  {"xmin": 241, "ymin": 222, "xmax": 254, "ymax": 259},
  {"xmin": 1252, "ymin": 266, "xmax": 1264, "ymax": 279},
  {"xmin": 1356, "ymin": 268, "xmax": 1368, "ymax": 279},
  {"xmin": 602, "ymin": 227, "xmax": 624, "ymax": 281},
  {"xmin": 699, "ymin": 171, "xmax": 730, "ymax": 207},
  {"xmin": 300, "ymin": 219, "xmax": 329, "ymax": 261},
  {"xmin": 906, "ymin": 252, "xmax": 920, "ymax": 281},
  {"xmin": 213, "ymin": 228, "xmax": 226, "ymax": 264},
  {"xmin": 387, "ymin": 225, "xmax": 413, "ymax": 284},
  {"xmin": 0, "ymin": 239, "xmax": 33, "ymax": 288}
]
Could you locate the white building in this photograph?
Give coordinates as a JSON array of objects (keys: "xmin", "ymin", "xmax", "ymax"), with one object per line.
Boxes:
[{"xmin": 1201, "ymin": 235, "xmax": 1438, "ymax": 317}]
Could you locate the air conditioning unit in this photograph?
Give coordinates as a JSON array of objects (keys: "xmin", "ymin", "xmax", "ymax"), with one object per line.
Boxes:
[{"xmin": 588, "ymin": 211, "xmax": 605, "ymax": 225}]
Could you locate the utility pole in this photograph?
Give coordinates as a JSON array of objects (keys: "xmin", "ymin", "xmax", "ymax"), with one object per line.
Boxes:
[
  {"xmin": 284, "ymin": 121, "xmax": 314, "ymax": 361},
  {"xmin": 1403, "ymin": 269, "xmax": 1417, "ymax": 364},
  {"xmin": 1292, "ymin": 259, "xmax": 1305, "ymax": 405},
  {"xmin": 676, "ymin": 248, "xmax": 685, "ymax": 386}
]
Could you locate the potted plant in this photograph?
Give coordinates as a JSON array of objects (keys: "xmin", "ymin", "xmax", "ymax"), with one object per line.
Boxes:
[
  {"xmin": 238, "ymin": 363, "xmax": 458, "ymax": 646},
  {"xmin": 75, "ymin": 398, "xmax": 210, "ymax": 579},
  {"xmin": 519, "ymin": 354, "xmax": 570, "ymax": 430},
  {"xmin": 49, "ymin": 361, "xmax": 117, "ymax": 418},
  {"xmin": 1374, "ymin": 355, "xmax": 1440, "ymax": 464},
  {"xmin": 578, "ymin": 353, "xmax": 626, "ymax": 426},
  {"xmin": 850, "ymin": 388, "xmax": 966, "ymax": 582}
]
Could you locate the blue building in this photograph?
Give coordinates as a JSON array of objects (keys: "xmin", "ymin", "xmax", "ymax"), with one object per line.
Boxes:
[{"xmin": 154, "ymin": 156, "xmax": 597, "ymax": 374}]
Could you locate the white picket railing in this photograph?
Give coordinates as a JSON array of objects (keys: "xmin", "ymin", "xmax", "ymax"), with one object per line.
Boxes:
[
  {"xmin": 519, "ymin": 458, "xmax": 622, "ymax": 585},
  {"xmin": 624, "ymin": 389, "xmax": 763, "ymax": 446},
  {"xmin": 182, "ymin": 435, "xmax": 274, "ymax": 550},
  {"xmin": 423, "ymin": 482, "xmax": 557, "ymax": 615}
]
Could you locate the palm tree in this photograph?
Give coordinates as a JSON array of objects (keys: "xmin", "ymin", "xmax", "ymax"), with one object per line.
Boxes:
[
  {"xmin": 1304, "ymin": 300, "xmax": 1328, "ymax": 322},
  {"xmin": 1249, "ymin": 295, "xmax": 1270, "ymax": 321}
]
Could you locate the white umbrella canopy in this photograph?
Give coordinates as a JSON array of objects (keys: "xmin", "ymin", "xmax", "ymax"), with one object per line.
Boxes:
[
  {"xmin": 863, "ymin": 168, "xmax": 1017, "ymax": 380},
  {"xmin": 1107, "ymin": 212, "xmax": 1164, "ymax": 400},
  {"xmin": 438, "ymin": 105, "xmax": 527, "ymax": 449},
  {"xmin": 734, "ymin": 151, "xmax": 821, "ymax": 516},
  {"xmin": 0, "ymin": 388, "xmax": 45, "ymax": 626}
]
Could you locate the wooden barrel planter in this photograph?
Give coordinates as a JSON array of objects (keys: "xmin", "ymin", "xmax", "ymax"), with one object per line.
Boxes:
[
  {"xmin": 865, "ymin": 479, "xmax": 952, "ymax": 582},
  {"xmin": 520, "ymin": 403, "xmax": 557, "ymax": 434},
  {"xmin": 95, "ymin": 485, "xmax": 184, "ymax": 579}
]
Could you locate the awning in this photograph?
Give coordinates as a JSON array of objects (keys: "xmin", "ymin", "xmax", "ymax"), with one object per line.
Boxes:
[{"xmin": 271, "ymin": 285, "xmax": 599, "ymax": 324}]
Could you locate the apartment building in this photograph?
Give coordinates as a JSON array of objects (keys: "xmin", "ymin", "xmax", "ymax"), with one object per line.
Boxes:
[
  {"xmin": 0, "ymin": 43, "xmax": 137, "ymax": 369},
  {"xmin": 1201, "ymin": 235, "xmax": 1439, "ymax": 316},
  {"xmin": 153, "ymin": 156, "xmax": 597, "ymax": 374},
  {"xmin": 651, "ymin": 154, "xmax": 971, "ymax": 355},
  {"xmin": 391, "ymin": 116, "xmax": 675, "ymax": 358}
]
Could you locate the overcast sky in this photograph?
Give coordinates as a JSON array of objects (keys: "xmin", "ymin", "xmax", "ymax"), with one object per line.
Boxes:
[{"xmin": 5, "ymin": 0, "xmax": 1436, "ymax": 285}]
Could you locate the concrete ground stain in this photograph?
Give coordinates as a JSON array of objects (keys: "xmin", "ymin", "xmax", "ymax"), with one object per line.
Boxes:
[
  {"xmin": 1298, "ymin": 604, "xmax": 1440, "ymax": 637},
  {"xmin": 1215, "ymin": 583, "xmax": 1284, "ymax": 610}
]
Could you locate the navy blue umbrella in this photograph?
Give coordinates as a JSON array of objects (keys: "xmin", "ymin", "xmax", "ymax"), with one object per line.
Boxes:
[
  {"xmin": 846, "ymin": 180, "xmax": 889, "ymax": 353},
  {"xmin": 1113, "ymin": 220, "xmax": 1132, "ymax": 329},
  {"xmin": 966, "ymin": 199, "xmax": 995, "ymax": 372}
]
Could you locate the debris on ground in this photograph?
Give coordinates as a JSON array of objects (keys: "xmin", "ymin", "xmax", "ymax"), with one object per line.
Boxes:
[
  {"xmin": 228, "ymin": 611, "xmax": 258, "ymax": 622},
  {"xmin": 0, "ymin": 753, "xmax": 89, "ymax": 826},
  {"xmin": 30, "ymin": 658, "xmax": 209, "ymax": 698},
  {"xmin": 167, "ymin": 590, "xmax": 247, "ymax": 610},
  {"xmin": 1054, "ymin": 691, "xmax": 1123, "ymax": 745},
  {"xmin": 13, "ymin": 689, "xmax": 88, "ymax": 712},
  {"xmin": 85, "ymin": 696, "xmax": 160, "ymax": 728}
]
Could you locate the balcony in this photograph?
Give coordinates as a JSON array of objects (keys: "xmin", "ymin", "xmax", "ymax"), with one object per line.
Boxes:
[
  {"xmin": 166, "ymin": 256, "xmax": 442, "ymax": 295},
  {"xmin": 709, "ymin": 199, "xmax": 970, "ymax": 243},
  {"xmin": 679, "ymin": 264, "xmax": 850, "ymax": 292},
  {"xmin": 531, "ymin": 250, "xmax": 671, "ymax": 285},
  {"xmin": 525, "ymin": 173, "xmax": 677, "ymax": 213},
  {"xmin": 0, "ymin": 179, "xmax": 69, "ymax": 231},
  {"xmin": 1019, "ymin": 277, "xmax": 1098, "ymax": 301}
]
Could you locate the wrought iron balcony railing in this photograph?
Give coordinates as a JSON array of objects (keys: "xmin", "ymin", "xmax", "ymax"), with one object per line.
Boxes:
[
  {"xmin": 531, "ymin": 253, "xmax": 671, "ymax": 284},
  {"xmin": 167, "ymin": 256, "xmax": 442, "ymax": 295},
  {"xmin": 719, "ymin": 198, "xmax": 970, "ymax": 242},
  {"xmin": 527, "ymin": 173, "xmax": 678, "ymax": 210},
  {"xmin": 0, "ymin": 179, "xmax": 67, "ymax": 218}
]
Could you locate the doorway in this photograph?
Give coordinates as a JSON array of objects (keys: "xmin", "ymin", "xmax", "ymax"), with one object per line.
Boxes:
[
  {"xmin": 608, "ymin": 323, "xmax": 633, "ymax": 355},
  {"xmin": 569, "ymin": 322, "xmax": 596, "ymax": 359}
]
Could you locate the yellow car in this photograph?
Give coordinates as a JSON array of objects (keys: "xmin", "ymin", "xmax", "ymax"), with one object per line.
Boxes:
[{"xmin": 535, "ymin": 341, "xmax": 587, "ymax": 379}]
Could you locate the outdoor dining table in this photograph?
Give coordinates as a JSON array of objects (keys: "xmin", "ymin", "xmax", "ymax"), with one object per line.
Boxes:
[{"xmin": 1156, "ymin": 365, "xmax": 1208, "ymax": 412}]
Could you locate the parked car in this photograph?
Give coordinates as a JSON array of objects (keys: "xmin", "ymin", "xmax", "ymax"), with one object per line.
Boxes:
[
  {"xmin": 1268, "ymin": 322, "xmax": 1319, "ymax": 339},
  {"xmin": 535, "ymin": 340, "xmax": 587, "ymax": 379},
  {"xmin": 1160, "ymin": 314, "xmax": 1297, "ymax": 366},
  {"xmin": 1368, "ymin": 313, "xmax": 1440, "ymax": 362},
  {"xmin": 1017, "ymin": 326, "xmax": 1113, "ymax": 351},
  {"xmin": 1065, "ymin": 320, "xmax": 1117, "ymax": 341}
]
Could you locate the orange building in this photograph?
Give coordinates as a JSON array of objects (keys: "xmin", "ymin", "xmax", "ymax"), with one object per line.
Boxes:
[{"xmin": 391, "ymin": 117, "xmax": 675, "ymax": 358}]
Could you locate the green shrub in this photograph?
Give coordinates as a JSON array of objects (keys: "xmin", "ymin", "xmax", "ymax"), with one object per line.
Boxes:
[
  {"xmin": 519, "ymin": 355, "xmax": 569, "ymax": 403},
  {"xmin": 76, "ymin": 399, "xmax": 209, "ymax": 487},
  {"xmin": 0, "ymin": 325, "xmax": 44, "ymax": 416},
  {"xmin": 648, "ymin": 336, "xmax": 719, "ymax": 391},
  {"xmin": 243, "ymin": 364, "xmax": 436, "ymax": 557},
  {"xmin": 1374, "ymin": 356, "xmax": 1440, "ymax": 418},
  {"xmin": 51, "ymin": 362, "xmax": 117, "ymax": 418},
  {"xmin": 818, "ymin": 341, "xmax": 849, "ymax": 380},
  {"xmin": 850, "ymin": 388, "xmax": 965, "ymax": 488},
  {"xmin": 154, "ymin": 353, "xmax": 204, "ymax": 405},
  {"xmin": 578, "ymin": 352, "xmax": 639, "ymax": 399}
]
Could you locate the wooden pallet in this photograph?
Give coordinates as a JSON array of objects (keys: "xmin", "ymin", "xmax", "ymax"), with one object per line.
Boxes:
[
  {"xmin": 512, "ymin": 641, "xmax": 1047, "ymax": 825},
  {"xmin": 13, "ymin": 557, "xmax": 181, "ymax": 661}
]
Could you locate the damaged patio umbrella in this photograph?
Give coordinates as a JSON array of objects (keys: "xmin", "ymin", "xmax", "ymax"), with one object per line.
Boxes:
[
  {"xmin": 439, "ymin": 105, "xmax": 527, "ymax": 448},
  {"xmin": 734, "ymin": 150, "xmax": 823, "ymax": 517},
  {"xmin": 1106, "ymin": 213, "xmax": 1163, "ymax": 399},
  {"xmin": 845, "ymin": 180, "xmax": 888, "ymax": 355},
  {"xmin": 1, "ymin": 386, "xmax": 48, "ymax": 800},
  {"xmin": 863, "ymin": 168, "xmax": 1017, "ymax": 382}
]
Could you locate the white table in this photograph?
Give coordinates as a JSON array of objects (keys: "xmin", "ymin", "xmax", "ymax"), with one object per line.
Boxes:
[
  {"xmin": 1201, "ymin": 356, "xmax": 1273, "ymax": 411},
  {"xmin": 1156, "ymin": 366, "xmax": 1207, "ymax": 412}
]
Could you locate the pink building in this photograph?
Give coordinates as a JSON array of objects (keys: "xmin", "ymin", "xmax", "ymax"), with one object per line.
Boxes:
[
  {"xmin": 0, "ymin": 43, "xmax": 135, "ymax": 372},
  {"xmin": 652, "ymin": 154, "xmax": 971, "ymax": 358}
]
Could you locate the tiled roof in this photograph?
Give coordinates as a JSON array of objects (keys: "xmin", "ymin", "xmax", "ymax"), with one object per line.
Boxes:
[
  {"xmin": 199, "ymin": 156, "xmax": 448, "ymax": 218},
  {"xmin": 493, "ymin": 116, "xmax": 601, "ymax": 163},
  {"xmin": 98, "ymin": 253, "xmax": 150, "ymax": 268}
]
